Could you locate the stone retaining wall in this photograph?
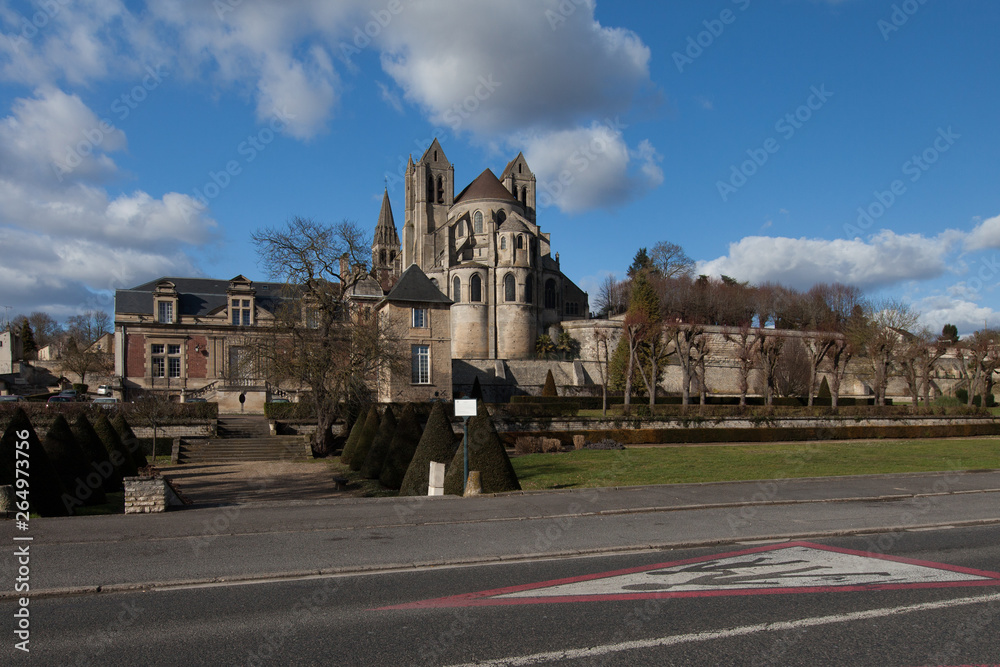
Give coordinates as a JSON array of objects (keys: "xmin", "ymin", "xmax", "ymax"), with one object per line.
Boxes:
[{"xmin": 123, "ymin": 476, "xmax": 183, "ymax": 513}]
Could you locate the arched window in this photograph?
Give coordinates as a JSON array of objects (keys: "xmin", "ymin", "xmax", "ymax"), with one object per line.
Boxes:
[
  {"xmin": 517, "ymin": 235, "xmax": 524, "ymax": 250},
  {"xmin": 379, "ymin": 249, "xmax": 387, "ymax": 265},
  {"xmin": 470, "ymin": 274, "xmax": 482, "ymax": 302},
  {"xmin": 525, "ymin": 275, "xmax": 534, "ymax": 304},
  {"xmin": 500, "ymin": 236, "xmax": 507, "ymax": 250},
  {"xmin": 504, "ymin": 274, "xmax": 516, "ymax": 302},
  {"xmin": 496, "ymin": 210, "xmax": 506, "ymax": 224},
  {"xmin": 389, "ymin": 250, "xmax": 396, "ymax": 262},
  {"xmin": 436, "ymin": 175, "xmax": 444, "ymax": 204},
  {"xmin": 426, "ymin": 173, "xmax": 434, "ymax": 201},
  {"xmin": 520, "ymin": 187, "xmax": 527, "ymax": 204},
  {"xmin": 545, "ymin": 279, "xmax": 557, "ymax": 309},
  {"xmin": 473, "ymin": 210, "xmax": 483, "ymax": 233},
  {"xmin": 453, "ymin": 276, "xmax": 461, "ymax": 302}
]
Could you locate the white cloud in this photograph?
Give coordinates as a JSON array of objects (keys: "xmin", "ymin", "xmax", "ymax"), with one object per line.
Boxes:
[
  {"xmin": 915, "ymin": 294, "xmax": 999, "ymax": 337},
  {"xmin": 0, "ymin": 88, "xmax": 214, "ymax": 316},
  {"xmin": 964, "ymin": 214, "xmax": 1000, "ymax": 251},
  {"xmin": 523, "ymin": 122, "xmax": 662, "ymax": 214},
  {"xmin": 698, "ymin": 230, "xmax": 955, "ymax": 291}
]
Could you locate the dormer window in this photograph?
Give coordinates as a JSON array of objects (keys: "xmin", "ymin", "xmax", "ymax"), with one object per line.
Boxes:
[
  {"xmin": 153, "ymin": 280, "xmax": 179, "ymax": 324},
  {"xmin": 157, "ymin": 301, "xmax": 174, "ymax": 324},
  {"xmin": 231, "ymin": 299, "xmax": 253, "ymax": 326}
]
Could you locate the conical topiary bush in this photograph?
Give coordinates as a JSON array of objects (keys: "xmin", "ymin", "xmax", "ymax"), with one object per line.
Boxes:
[
  {"xmin": 0, "ymin": 408, "xmax": 72, "ymax": 516},
  {"xmin": 399, "ymin": 402, "xmax": 459, "ymax": 496},
  {"xmin": 443, "ymin": 401, "xmax": 520, "ymax": 495},
  {"xmin": 470, "ymin": 376, "xmax": 483, "ymax": 400},
  {"xmin": 379, "ymin": 404, "xmax": 423, "ymax": 490},
  {"xmin": 42, "ymin": 414, "xmax": 107, "ymax": 508},
  {"xmin": 71, "ymin": 415, "xmax": 119, "ymax": 493},
  {"xmin": 347, "ymin": 406, "xmax": 380, "ymax": 471},
  {"xmin": 112, "ymin": 413, "xmax": 149, "ymax": 469},
  {"xmin": 339, "ymin": 415, "xmax": 366, "ymax": 466},
  {"xmin": 542, "ymin": 369, "xmax": 557, "ymax": 397},
  {"xmin": 360, "ymin": 406, "xmax": 397, "ymax": 479},
  {"xmin": 94, "ymin": 412, "xmax": 139, "ymax": 480}
]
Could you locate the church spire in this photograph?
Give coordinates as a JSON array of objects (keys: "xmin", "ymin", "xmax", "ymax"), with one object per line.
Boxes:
[{"xmin": 372, "ymin": 189, "xmax": 402, "ymax": 279}]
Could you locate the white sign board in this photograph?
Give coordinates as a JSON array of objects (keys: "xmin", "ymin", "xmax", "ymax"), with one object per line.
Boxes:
[{"xmin": 454, "ymin": 399, "xmax": 478, "ymax": 417}]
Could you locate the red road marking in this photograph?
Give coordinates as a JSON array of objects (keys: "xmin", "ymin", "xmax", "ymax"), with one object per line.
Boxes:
[{"xmin": 379, "ymin": 541, "xmax": 1000, "ymax": 610}]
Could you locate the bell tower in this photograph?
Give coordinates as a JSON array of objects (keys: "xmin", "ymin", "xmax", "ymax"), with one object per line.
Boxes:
[
  {"xmin": 372, "ymin": 188, "xmax": 401, "ymax": 280},
  {"xmin": 404, "ymin": 138, "xmax": 454, "ymax": 269}
]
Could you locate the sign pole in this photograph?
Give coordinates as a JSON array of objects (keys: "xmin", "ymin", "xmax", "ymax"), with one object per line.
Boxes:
[{"xmin": 454, "ymin": 399, "xmax": 478, "ymax": 496}]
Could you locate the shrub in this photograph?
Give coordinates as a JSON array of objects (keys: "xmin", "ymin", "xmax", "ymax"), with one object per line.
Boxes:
[
  {"xmin": 0, "ymin": 408, "xmax": 72, "ymax": 516},
  {"xmin": 339, "ymin": 417, "xmax": 366, "ymax": 464},
  {"xmin": 112, "ymin": 414, "xmax": 149, "ymax": 469},
  {"xmin": 379, "ymin": 404, "xmax": 423, "ymax": 490},
  {"xmin": 542, "ymin": 369, "xmax": 558, "ymax": 397},
  {"xmin": 443, "ymin": 401, "xmax": 520, "ymax": 495},
  {"xmin": 514, "ymin": 436, "xmax": 541, "ymax": 454},
  {"xmin": 42, "ymin": 414, "xmax": 107, "ymax": 509},
  {"xmin": 71, "ymin": 415, "xmax": 118, "ymax": 493},
  {"xmin": 399, "ymin": 402, "xmax": 460, "ymax": 496},
  {"xmin": 541, "ymin": 437, "xmax": 562, "ymax": 453},
  {"xmin": 72, "ymin": 383, "xmax": 89, "ymax": 395},
  {"xmin": 956, "ymin": 389, "xmax": 969, "ymax": 404},
  {"xmin": 263, "ymin": 401, "xmax": 315, "ymax": 420},
  {"xmin": 347, "ymin": 406, "xmax": 380, "ymax": 471},
  {"xmin": 93, "ymin": 412, "xmax": 138, "ymax": 480},
  {"xmin": 933, "ymin": 395, "xmax": 963, "ymax": 408},
  {"xmin": 360, "ymin": 406, "xmax": 397, "ymax": 479}
]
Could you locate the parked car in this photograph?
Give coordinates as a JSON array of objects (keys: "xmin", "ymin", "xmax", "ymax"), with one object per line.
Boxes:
[
  {"xmin": 58, "ymin": 389, "xmax": 78, "ymax": 399},
  {"xmin": 270, "ymin": 398, "xmax": 290, "ymax": 403},
  {"xmin": 0, "ymin": 395, "xmax": 24, "ymax": 402},
  {"xmin": 97, "ymin": 385, "xmax": 112, "ymax": 396},
  {"xmin": 93, "ymin": 397, "xmax": 121, "ymax": 408},
  {"xmin": 185, "ymin": 397, "xmax": 207, "ymax": 403},
  {"xmin": 47, "ymin": 395, "xmax": 73, "ymax": 406}
]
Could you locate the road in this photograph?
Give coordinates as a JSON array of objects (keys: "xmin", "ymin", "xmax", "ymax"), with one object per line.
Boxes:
[
  {"xmin": 9, "ymin": 526, "xmax": 1000, "ymax": 666},
  {"xmin": 2, "ymin": 470, "xmax": 1000, "ymax": 664}
]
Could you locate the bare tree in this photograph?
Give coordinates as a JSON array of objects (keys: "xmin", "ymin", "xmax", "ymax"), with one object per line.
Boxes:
[
  {"xmin": 827, "ymin": 337, "xmax": 855, "ymax": 410},
  {"xmin": 803, "ymin": 334, "xmax": 838, "ymax": 406},
  {"xmin": 958, "ymin": 329, "xmax": 1000, "ymax": 407},
  {"xmin": 898, "ymin": 329, "xmax": 947, "ymax": 409},
  {"xmin": 60, "ymin": 336, "xmax": 113, "ymax": 386},
  {"xmin": 724, "ymin": 324, "xmax": 758, "ymax": 406},
  {"xmin": 666, "ymin": 322, "xmax": 705, "ymax": 406},
  {"xmin": 755, "ymin": 333, "xmax": 784, "ymax": 406},
  {"xmin": 850, "ymin": 298, "xmax": 919, "ymax": 406},
  {"xmin": 774, "ymin": 337, "xmax": 811, "ymax": 399},
  {"xmin": 649, "ymin": 241, "xmax": 695, "ymax": 279},
  {"xmin": 65, "ymin": 310, "xmax": 112, "ymax": 347},
  {"xmin": 252, "ymin": 217, "xmax": 404, "ymax": 456},
  {"xmin": 593, "ymin": 328, "xmax": 611, "ymax": 416},
  {"xmin": 595, "ymin": 274, "xmax": 629, "ymax": 317}
]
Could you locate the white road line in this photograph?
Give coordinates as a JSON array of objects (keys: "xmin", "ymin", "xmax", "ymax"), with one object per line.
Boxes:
[{"xmin": 445, "ymin": 592, "xmax": 1000, "ymax": 667}]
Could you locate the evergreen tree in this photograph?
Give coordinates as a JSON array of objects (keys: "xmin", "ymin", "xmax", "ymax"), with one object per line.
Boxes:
[
  {"xmin": 378, "ymin": 404, "xmax": 423, "ymax": 490},
  {"xmin": 0, "ymin": 409, "xmax": 72, "ymax": 516},
  {"xmin": 470, "ymin": 376, "xmax": 483, "ymax": 400},
  {"xmin": 399, "ymin": 402, "xmax": 459, "ymax": 496},
  {"xmin": 941, "ymin": 324, "xmax": 959, "ymax": 344},
  {"xmin": 112, "ymin": 413, "xmax": 149, "ymax": 469},
  {"xmin": 347, "ymin": 406, "xmax": 380, "ymax": 471},
  {"xmin": 19, "ymin": 320, "xmax": 37, "ymax": 360},
  {"xmin": 541, "ymin": 369, "xmax": 558, "ymax": 397},
  {"xmin": 360, "ymin": 406, "xmax": 397, "ymax": 479},
  {"xmin": 42, "ymin": 414, "xmax": 107, "ymax": 509},
  {"xmin": 627, "ymin": 247, "xmax": 654, "ymax": 278},
  {"xmin": 817, "ymin": 376, "xmax": 832, "ymax": 399},
  {"xmin": 71, "ymin": 415, "xmax": 119, "ymax": 493},
  {"xmin": 443, "ymin": 401, "xmax": 520, "ymax": 495}
]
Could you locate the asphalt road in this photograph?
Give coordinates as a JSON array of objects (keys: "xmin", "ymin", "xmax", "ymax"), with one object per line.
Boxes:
[{"xmin": 8, "ymin": 525, "xmax": 1000, "ymax": 666}]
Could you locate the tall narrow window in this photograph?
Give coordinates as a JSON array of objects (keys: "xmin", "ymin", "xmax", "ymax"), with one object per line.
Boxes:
[
  {"xmin": 474, "ymin": 210, "xmax": 483, "ymax": 233},
  {"xmin": 151, "ymin": 344, "xmax": 165, "ymax": 378},
  {"xmin": 517, "ymin": 235, "xmax": 524, "ymax": 250},
  {"xmin": 504, "ymin": 274, "xmax": 516, "ymax": 302},
  {"xmin": 525, "ymin": 275, "xmax": 534, "ymax": 304},
  {"xmin": 412, "ymin": 308, "xmax": 428, "ymax": 328},
  {"xmin": 157, "ymin": 301, "xmax": 174, "ymax": 324},
  {"xmin": 496, "ymin": 210, "xmax": 506, "ymax": 224},
  {"xmin": 411, "ymin": 345, "xmax": 430, "ymax": 384},
  {"xmin": 470, "ymin": 274, "xmax": 482, "ymax": 302},
  {"xmin": 436, "ymin": 175, "xmax": 444, "ymax": 204},
  {"xmin": 545, "ymin": 279, "xmax": 557, "ymax": 309},
  {"xmin": 167, "ymin": 344, "xmax": 182, "ymax": 378},
  {"xmin": 232, "ymin": 299, "xmax": 252, "ymax": 326},
  {"xmin": 427, "ymin": 173, "xmax": 434, "ymax": 201},
  {"xmin": 453, "ymin": 276, "xmax": 461, "ymax": 302},
  {"xmin": 500, "ymin": 236, "xmax": 507, "ymax": 250},
  {"xmin": 520, "ymin": 187, "xmax": 527, "ymax": 204}
]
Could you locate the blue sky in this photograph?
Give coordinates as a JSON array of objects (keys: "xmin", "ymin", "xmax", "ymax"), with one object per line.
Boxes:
[{"xmin": 1, "ymin": 0, "xmax": 998, "ymax": 334}]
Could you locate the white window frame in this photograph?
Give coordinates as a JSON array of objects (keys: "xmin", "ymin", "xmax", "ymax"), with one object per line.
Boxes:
[
  {"xmin": 411, "ymin": 345, "xmax": 430, "ymax": 385},
  {"xmin": 412, "ymin": 308, "xmax": 428, "ymax": 328}
]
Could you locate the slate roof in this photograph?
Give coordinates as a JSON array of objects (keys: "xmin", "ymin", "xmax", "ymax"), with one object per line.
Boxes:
[
  {"xmin": 499, "ymin": 217, "xmax": 530, "ymax": 233},
  {"xmin": 115, "ymin": 276, "xmax": 294, "ymax": 317},
  {"xmin": 454, "ymin": 168, "xmax": 518, "ymax": 204},
  {"xmin": 373, "ymin": 189, "xmax": 399, "ymax": 246},
  {"xmin": 381, "ymin": 265, "xmax": 452, "ymax": 305}
]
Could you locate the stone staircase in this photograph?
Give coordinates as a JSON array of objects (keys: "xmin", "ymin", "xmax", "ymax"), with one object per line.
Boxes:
[{"xmin": 175, "ymin": 416, "xmax": 312, "ymax": 463}]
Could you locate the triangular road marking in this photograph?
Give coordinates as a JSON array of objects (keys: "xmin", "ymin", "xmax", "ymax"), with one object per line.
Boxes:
[{"xmin": 380, "ymin": 541, "xmax": 1000, "ymax": 609}]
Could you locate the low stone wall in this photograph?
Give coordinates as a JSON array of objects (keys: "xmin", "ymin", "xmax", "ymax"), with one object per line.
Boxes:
[
  {"xmin": 132, "ymin": 423, "xmax": 215, "ymax": 439},
  {"xmin": 123, "ymin": 476, "xmax": 183, "ymax": 513}
]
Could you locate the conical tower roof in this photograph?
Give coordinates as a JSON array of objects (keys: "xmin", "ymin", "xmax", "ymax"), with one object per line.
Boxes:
[{"xmin": 374, "ymin": 189, "xmax": 399, "ymax": 247}]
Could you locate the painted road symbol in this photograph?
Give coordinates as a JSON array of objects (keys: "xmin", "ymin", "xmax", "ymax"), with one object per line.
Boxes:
[{"xmin": 382, "ymin": 541, "xmax": 1000, "ymax": 609}]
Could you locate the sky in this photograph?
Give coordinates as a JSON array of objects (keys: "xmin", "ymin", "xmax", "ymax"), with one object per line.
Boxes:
[{"xmin": 0, "ymin": 0, "xmax": 998, "ymax": 335}]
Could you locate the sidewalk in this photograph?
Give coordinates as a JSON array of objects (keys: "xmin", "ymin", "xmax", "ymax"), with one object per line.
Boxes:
[{"xmin": 6, "ymin": 469, "xmax": 1000, "ymax": 597}]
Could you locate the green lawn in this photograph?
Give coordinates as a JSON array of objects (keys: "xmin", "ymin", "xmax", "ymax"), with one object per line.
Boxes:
[{"xmin": 511, "ymin": 439, "xmax": 1000, "ymax": 490}]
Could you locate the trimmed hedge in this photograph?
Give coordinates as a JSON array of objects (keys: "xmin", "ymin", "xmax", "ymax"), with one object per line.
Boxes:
[
  {"xmin": 112, "ymin": 414, "xmax": 149, "ymax": 470},
  {"xmin": 443, "ymin": 401, "xmax": 520, "ymax": 495},
  {"xmin": 379, "ymin": 404, "xmax": 423, "ymax": 490},
  {"xmin": 360, "ymin": 406, "xmax": 397, "ymax": 479},
  {"xmin": 399, "ymin": 402, "xmax": 460, "ymax": 497},
  {"xmin": 71, "ymin": 415, "xmax": 118, "ymax": 494},
  {"xmin": 263, "ymin": 401, "xmax": 316, "ymax": 420},
  {"xmin": 93, "ymin": 412, "xmax": 138, "ymax": 480},
  {"xmin": 347, "ymin": 406, "xmax": 380, "ymax": 471},
  {"xmin": 339, "ymin": 417, "xmax": 366, "ymax": 464},
  {"xmin": 42, "ymin": 414, "xmax": 107, "ymax": 508},
  {"xmin": 0, "ymin": 408, "xmax": 71, "ymax": 516}
]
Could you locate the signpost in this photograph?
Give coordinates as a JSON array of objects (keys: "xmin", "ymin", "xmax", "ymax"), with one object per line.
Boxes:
[{"xmin": 454, "ymin": 399, "xmax": 477, "ymax": 494}]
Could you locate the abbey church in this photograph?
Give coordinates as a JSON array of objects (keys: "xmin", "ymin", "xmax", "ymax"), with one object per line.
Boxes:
[{"xmin": 371, "ymin": 139, "xmax": 589, "ymax": 362}]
